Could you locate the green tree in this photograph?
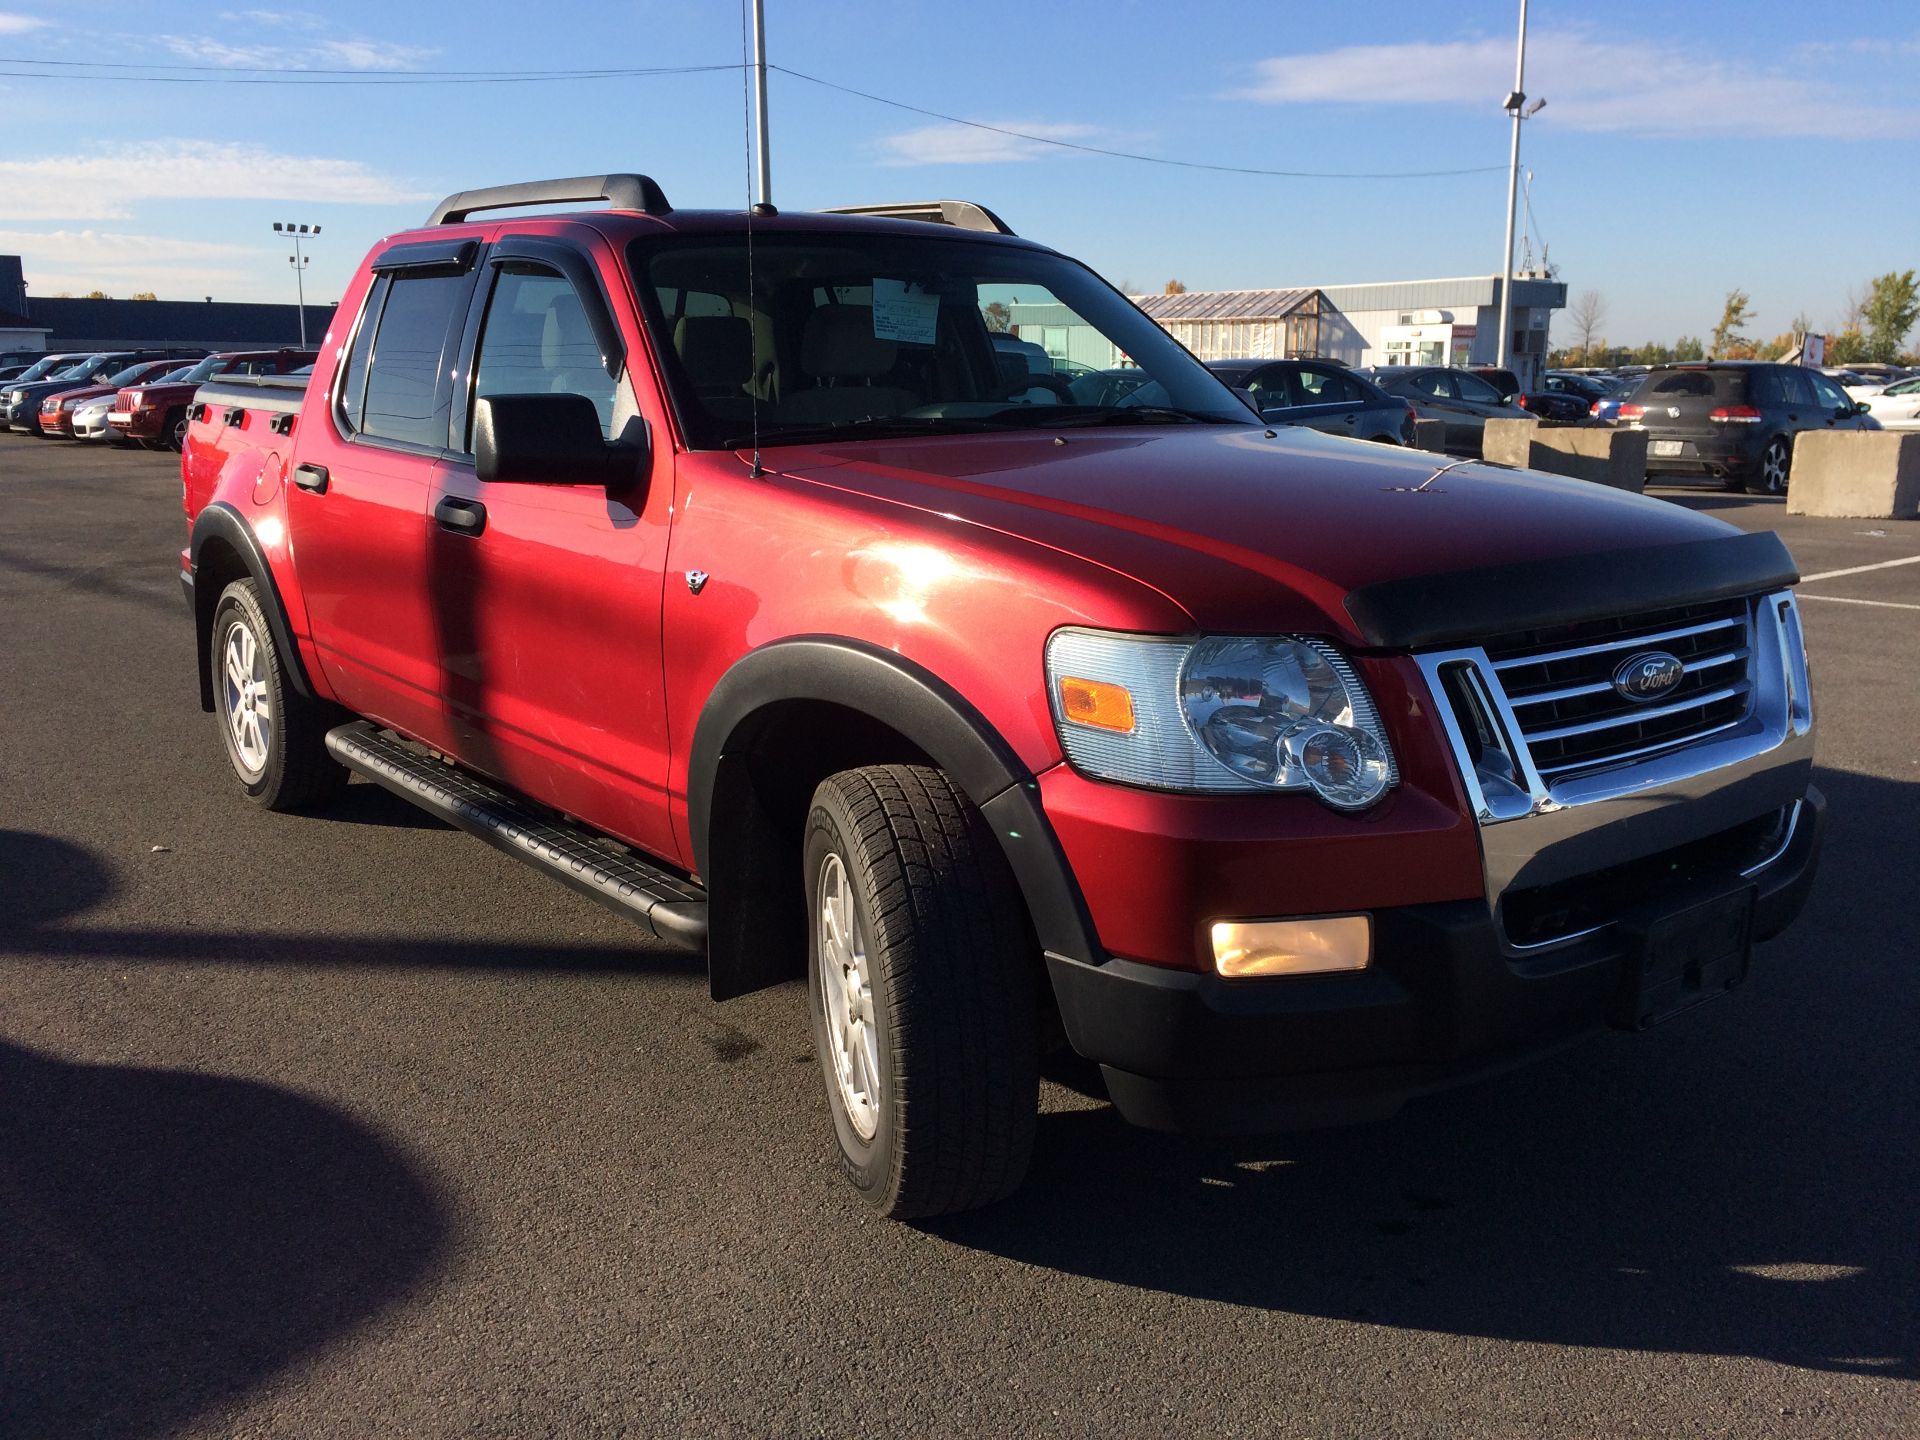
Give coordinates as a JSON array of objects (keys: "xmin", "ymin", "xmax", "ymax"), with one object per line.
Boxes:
[
  {"xmin": 1674, "ymin": 335, "xmax": 1705, "ymax": 362},
  {"xmin": 1827, "ymin": 328, "xmax": 1869, "ymax": 365},
  {"xmin": 1709, "ymin": 290, "xmax": 1752, "ymax": 358},
  {"xmin": 1861, "ymin": 270, "xmax": 1919, "ymax": 361}
]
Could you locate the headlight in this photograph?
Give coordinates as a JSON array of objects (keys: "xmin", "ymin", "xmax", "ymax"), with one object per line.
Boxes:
[{"xmin": 1045, "ymin": 628, "xmax": 1397, "ymax": 809}]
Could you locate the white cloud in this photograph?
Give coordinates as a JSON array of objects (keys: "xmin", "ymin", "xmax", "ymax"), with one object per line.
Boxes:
[
  {"xmin": 0, "ymin": 228, "xmax": 261, "ymax": 299},
  {"xmin": 0, "ymin": 11, "xmax": 49, "ymax": 34},
  {"xmin": 1227, "ymin": 30, "xmax": 1920, "ymax": 139},
  {"xmin": 0, "ymin": 140, "xmax": 432, "ymax": 221},
  {"xmin": 876, "ymin": 121, "xmax": 1100, "ymax": 166},
  {"xmin": 156, "ymin": 28, "xmax": 435, "ymax": 70}
]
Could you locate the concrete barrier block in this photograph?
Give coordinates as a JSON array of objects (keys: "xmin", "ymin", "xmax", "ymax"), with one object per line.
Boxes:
[
  {"xmin": 1786, "ymin": 431, "xmax": 1920, "ymax": 519},
  {"xmin": 1482, "ymin": 418, "xmax": 1647, "ymax": 493},
  {"xmin": 1411, "ymin": 418, "xmax": 1449, "ymax": 453}
]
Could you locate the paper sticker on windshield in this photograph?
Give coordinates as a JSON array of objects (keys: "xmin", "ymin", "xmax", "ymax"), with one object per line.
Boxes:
[{"xmin": 872, "ymin": 278, "xmax": 939, "ymax": 346}]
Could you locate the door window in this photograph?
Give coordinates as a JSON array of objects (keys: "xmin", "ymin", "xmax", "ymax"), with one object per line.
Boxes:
[
  {"xmin": 357, "ymin": 272, "xmax": 468, "ymax": 448},
  {"xmin": 1295, "ymin": 367, "xmax": 1363, "ymax": 404},
  {"xmin": 471, "ymin": 265, "xmax": 620, "ymax": 440},
  {"xmin": 1453, "ymin": 372, "xmax": 1505, "ymax": 405},
  {"xmin": 1808, "ymin": 373, "xmax": 1852, "ymax": 411},
  {"xmin": 1408, "ymin": 371, "xmax": 1453, "ymax": 399},
  {"xmin": 1244, "ymin": 367, "xmax": 1297, "ymax": 407},
  {"xmin": 1778, "ymin": 368, "xmax": 1817, "ymax": 408}
]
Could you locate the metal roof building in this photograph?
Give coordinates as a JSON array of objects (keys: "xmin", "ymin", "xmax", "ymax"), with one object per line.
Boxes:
[{"xmin": 1131, "ymin": 288, "xmax": 1328, "ymax": 363}]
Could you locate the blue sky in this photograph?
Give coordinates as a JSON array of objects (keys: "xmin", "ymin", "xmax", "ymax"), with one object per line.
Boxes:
[{"xmin": 2, "ymin": 1, "xmax": 1915, "ymax": 346}]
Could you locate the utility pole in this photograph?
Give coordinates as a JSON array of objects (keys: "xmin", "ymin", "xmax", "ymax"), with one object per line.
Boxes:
[
  {"xmin": 750, "ymin": 0, "xmax": 774, "ymax": 212},
  {"xmin": 274, "ymin": 221, "xmax": 320, "ymax": 347},
  {"xmin": 1495, "ymin": 0, "xmax": 1529, "ymax": 372}
]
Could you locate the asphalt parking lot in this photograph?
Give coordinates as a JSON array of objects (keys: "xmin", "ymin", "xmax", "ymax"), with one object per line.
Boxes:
[{"xmin": 2, "ymin": 437, "xmax": 1915, "ymax": 1439}]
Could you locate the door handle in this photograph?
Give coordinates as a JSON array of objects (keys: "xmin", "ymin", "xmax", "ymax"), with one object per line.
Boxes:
[
  {"xmin": 434, "ymin": 495, "xmax": 487, "ymax": 536},
  {"xmin": 293, "ymin": 463, "xmax": 329, "ymax": 494}
]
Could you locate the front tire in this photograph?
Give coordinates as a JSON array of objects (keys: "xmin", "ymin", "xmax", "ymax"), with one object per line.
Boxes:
[
  {"xmin": 210, "ymin": 578, "xmax": 348, "ymax": 811},
  {"xmin": 1747, "ymin": 436, "xmax": 1791, "ymax": 496},
  {"xmin": 804, "ymin": 765, "xmax": 1038, "ymax": 1219}
]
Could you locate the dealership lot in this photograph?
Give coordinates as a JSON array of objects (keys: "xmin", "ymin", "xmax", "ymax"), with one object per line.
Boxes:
[{"xmin": 2, "ymin": 438, "xmax": 1915, "ymax": 1437}]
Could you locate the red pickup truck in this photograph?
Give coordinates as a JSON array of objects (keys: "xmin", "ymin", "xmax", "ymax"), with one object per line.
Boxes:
[{"xmin": 180, "ymin": 175, "xmax": 1822, "ymax": 1217}]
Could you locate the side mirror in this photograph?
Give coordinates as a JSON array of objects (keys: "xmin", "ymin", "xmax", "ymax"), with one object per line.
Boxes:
[
  {"xmin": 473, "ymin": 393, "xmax": 645, "ymax": 487},
  {"xmin": 1230, "ymin": 385, "xmax": 1263, "ymax": 418},
  {"xmin": 1853, "ymin": 401, "xmax": 1872, "ymax": 416}
]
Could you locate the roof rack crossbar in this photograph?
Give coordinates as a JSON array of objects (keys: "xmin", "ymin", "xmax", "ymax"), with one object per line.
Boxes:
[
  {"xmin": 428, "ymin": 174, "xmax": 672, "ymax": 226},
  {"xmin": 820, "ymin": 200, "xmax": 1014, "ymax": 235}
]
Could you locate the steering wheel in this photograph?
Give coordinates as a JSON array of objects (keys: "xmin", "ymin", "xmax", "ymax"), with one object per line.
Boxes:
[{"xmin": 998, "ymin": 373, "xmax": 1077, "ymax": 404}]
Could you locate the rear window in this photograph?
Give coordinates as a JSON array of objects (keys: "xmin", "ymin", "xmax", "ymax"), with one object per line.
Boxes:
[{"xmin": 1637, "ymin": 369, "xmax": 1744, "ymax": 402}]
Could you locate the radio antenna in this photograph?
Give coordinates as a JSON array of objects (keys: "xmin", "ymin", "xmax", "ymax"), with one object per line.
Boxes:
[{"xmin": 739, "ymin": 0, "xmax": 769, "ymax": 476}]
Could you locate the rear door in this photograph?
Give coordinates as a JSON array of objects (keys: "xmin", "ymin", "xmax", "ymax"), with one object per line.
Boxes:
[
  {"xmin": 427, "ymin": 231, "xmax": 680, "ymax": 861},
  {"xmin": 285, "ymin": 239, "xmax": 479, "ymax": 749},
  {"xmin": 1289, "ymin": 363, "xmax": 1370, "ymax": 436},
  {"xmin": 1807, "ymin": 370, "xmax": 1868, "ymax": 431}
]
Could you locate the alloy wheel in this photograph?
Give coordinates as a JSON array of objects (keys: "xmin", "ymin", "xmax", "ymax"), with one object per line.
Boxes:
[
  {"xmin": 816, "ymin": 851, "xmax": 881, "ymax": 1140},
  {"xmin": 222, "ymin": 619, "xmax": 272, "ymax": 776}
]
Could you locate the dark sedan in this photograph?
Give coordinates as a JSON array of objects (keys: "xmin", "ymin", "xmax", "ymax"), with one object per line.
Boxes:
[
  {"xmin": 1205, "ymin": 358, "xmax": 1413, "ymax": 443},
  {"xmin": 1361, "ymin": 365, "xmax": 1529, "ymax": 454},
  {"xmin": 1472, "ymin": 366, "xmax": 1590, "ymax": 423}
]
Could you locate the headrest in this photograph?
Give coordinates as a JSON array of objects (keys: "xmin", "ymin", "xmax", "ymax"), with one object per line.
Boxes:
[
  {"xmin": 675, "ymin": 315, "xmax": 753, "ymax": 388},
  {"xmin": 800, "ymin": 306, "xmax": 896, "ymax": 380}
]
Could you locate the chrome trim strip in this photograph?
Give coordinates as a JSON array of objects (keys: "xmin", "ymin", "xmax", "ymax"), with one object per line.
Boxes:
[
  {"xmin": 1523, "ymin": 682, "xmax": 1750, "ymax": 743},
  {"xmin": 1741, "ymin": 799, "xmax": 1804, "ymax": 878},
  {"xmin": 1490, "ymin": 614, "xmax": 1744, "ymax": 670},
  {"xmin": 1506, "ymin": 647, "xmax": 1749, "ymax": 707},
  {"xmin": 1533, "ymin": 716, "xmax": 1748, "ymax": 778}
]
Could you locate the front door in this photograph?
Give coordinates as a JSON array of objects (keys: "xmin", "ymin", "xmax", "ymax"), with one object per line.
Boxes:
[
  {"xmin": 287, "ymin": 255, "xmax": 475, "ymax": 750},
  {"xmin": 427, "ymin": 243, "xmax": 679, "ymax": 862}
]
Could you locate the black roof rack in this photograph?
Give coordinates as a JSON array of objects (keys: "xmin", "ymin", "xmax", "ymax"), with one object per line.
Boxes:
[
  {"xmin": 428, "ymin": 173, "xmax": 672, "ymax": 226},
  {"xmin": 820, "ymin": 200, "xmax": 1014, "ymax": 235}
]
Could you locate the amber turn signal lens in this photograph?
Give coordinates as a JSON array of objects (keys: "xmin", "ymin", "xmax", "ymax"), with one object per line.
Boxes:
[
  {"xmin": 1057, "ymin": 675, "xmax": 1136, "ymax": 734},
  {"xmin": 1211, "ymin": 915, "xmax": 1372, "ymax": 978}
]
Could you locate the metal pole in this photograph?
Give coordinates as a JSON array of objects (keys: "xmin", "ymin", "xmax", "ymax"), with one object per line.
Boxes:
[
  {"xmin": 292, "ymin": 233, "xmax": 307, "ymax": 348},
  {"xmin": 1495, "ymin": 0, "xmax": 1528, "ymax": 372},
  {"xmin": 750, "ymin": 0, "xmax": 773, "ymax": 210}
]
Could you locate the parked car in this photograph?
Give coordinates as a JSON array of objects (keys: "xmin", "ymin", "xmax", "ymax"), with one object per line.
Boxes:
[
  {"xmin": 7, "ymin": 348, "xmax": 204, "ymax": 434},
  {"xmin": 70, "ymin": 392, "xmax": 124, "ymax": 442},
  {"xmin": 2, "ymin": 352, "xmax": 92, "ymax": 419},
  {"xmin": 178, "ymin": 174, "xmax": 1821, "ymax": 1217},
  {"xmin": 1541, "ymin": 371, "xmax": 1614, "ymax": 408},
  {"xmin": 1621, "ymin": 362, "xmax": 1879, "ymax": 495},
  {"xmin": 1587, "ymin": 375, "xmax": 1642, "ymax": 425},
  {"xmin": 0, "ymin": 348, "xmax": 48, "ymax": 371},
  {"xmin": 1861, "ymin": 373, "xmax": 1920, "ymax": 431},
  {"xmin": 1066, "ymin": 365, "xmax": 1154, "ymax": 408},
  {"xmin": 36, "ymin": 358, "xmax": 189, "ymax": 438},
  {"xmin": 1363, "ymin": 365, "xmax": 1530, "ymax": 453},
  {"xmin": 110, "ymin": 348, "xmax": 315, "ymax": 450},
  {"xmin": 1471, "ymin": 367, "xmax": 1589, "ymax": 424},
  {"xmin": 1205, "ymin": 358, "xmax": 1412, "ymax": 443}
]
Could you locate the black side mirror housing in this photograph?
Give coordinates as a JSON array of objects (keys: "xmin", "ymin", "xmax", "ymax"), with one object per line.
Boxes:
[{"xmin": 473, "ymin": 393, "xmax": 646, "ymax": 487}]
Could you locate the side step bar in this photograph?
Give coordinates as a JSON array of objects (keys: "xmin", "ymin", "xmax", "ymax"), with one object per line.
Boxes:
[{"xmin": 324, "ymin": 721, "xmax": 707, "ymax": 952}]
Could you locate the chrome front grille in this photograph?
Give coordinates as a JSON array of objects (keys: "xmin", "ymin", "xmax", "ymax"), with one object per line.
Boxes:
[{"xmin": 1480, "ymin": 599, "xmax": 1755, "ymax": 781}]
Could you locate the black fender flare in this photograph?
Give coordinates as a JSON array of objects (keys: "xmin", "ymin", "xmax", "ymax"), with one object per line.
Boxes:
[
  {"xmin": 188, "ymin": 502, "xmax": 317, "ymax": 711},
  {"xmin": 687, "ymin": 636, "xmax": 1101, "ymax": 979}
]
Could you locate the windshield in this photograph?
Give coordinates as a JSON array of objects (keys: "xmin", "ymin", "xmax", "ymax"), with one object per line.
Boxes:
[
  {"xmin": 16, "ymin": 356, "xmax": 80, "ymax": 382},
  {"xmin": 630, "ymin": 232, "xmax": 1253, "ymax": 448},
  {"xmin": 177, "ymin": 355, "xmax": 226, "ymax": 383}
]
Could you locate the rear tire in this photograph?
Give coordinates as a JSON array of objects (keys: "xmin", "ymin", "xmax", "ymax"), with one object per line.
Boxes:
[
  {"xmin": 165, "ymin": 408, "xmax": 189, "ymax": 452},
  {"xmin": 1747, "ymin": 436, "xmax": 1791, "ymax": 496},
  {"xmin": 804, "ymin": 765, "xmax": 1038, "ymax": 1219},
  {"xmin": 209, "ymin": 578, "xmax": 348, "ymax": 812}
]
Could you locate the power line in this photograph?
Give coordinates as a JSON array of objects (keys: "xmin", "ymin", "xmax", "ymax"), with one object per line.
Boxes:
[
  {"xmin": 0, "ymin": 59, "xmax": 741, "ymax": 85},
  {"xmin": 771, "ymin": 65, "xmax": 1509, "ymax": 181}
]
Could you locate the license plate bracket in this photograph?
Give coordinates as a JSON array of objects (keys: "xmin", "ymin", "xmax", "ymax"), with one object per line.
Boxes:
[{"xmin": 1609, "ymin": 883, "xmax": 1756, "ymax": 1030}]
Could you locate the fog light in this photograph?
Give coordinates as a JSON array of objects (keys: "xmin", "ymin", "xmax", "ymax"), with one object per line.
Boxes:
[{"xmin": 1211, "ymin": 914, "xmax": 1371, "ymax": 977}]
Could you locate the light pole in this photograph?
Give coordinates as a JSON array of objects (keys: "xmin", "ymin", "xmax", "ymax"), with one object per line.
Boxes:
[
  {"xmin": 1495, "ymin": 0, "xmax": 1535, "ymax": 374},
  {"xmin": 273, "ymin": 221, "xmax": 320, "ymax": 347}
]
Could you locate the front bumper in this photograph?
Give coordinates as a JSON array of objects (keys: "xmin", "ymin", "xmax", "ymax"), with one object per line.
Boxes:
[{"xmin": 1048, "ymin": 786, "xmax": 1824, "ymax": 1133}]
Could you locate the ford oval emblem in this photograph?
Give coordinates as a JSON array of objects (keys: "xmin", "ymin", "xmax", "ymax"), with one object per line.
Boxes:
[{"xmin": 1612, "ymin": 650, "xmax": 1686, "ymax": 703}]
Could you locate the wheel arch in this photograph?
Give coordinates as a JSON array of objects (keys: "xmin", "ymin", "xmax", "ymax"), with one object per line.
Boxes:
[
  {"xmin": 688, "ymin": 637, "xmax": 1100, "ymax": 1000},
  {"xmin": 189, "ymin": 502, "xmax": 315, "ymax": 712}
]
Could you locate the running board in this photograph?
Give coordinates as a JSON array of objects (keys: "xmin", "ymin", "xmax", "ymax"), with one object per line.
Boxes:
[{"xmin": 324, "ymin": 721, "xmax": 707, "ymax": 952}]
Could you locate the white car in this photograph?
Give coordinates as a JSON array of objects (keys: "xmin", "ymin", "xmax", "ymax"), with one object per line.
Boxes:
[
  {"xmin": 1861, "ymin": 374, "xmax": 1920, "ymax": 430},
  {"xmin": 71, "ymin": 394, "xmax": 119, "ymax": 441}
]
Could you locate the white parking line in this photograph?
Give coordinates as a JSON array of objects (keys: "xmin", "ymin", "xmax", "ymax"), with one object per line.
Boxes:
[
  {"xmin": 1798, "ymin": 555, "xmax": 1920, "ymax": 583},
  {"xmin": 1797, "ymin": 594, "xmax": 1920, "ymax": 611}
]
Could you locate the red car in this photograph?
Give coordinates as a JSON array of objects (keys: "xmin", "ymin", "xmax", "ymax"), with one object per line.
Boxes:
[
  {"xmin": 112, "ymin": 348, "xmax": 314, "ymax": 450},
  {"xmin": 179, "ymin": 175, "xmax": 1822, "ymax": 1217},
  {"xmin": 37, "ymin": 358, "xmax": 191, "ymax": 438}
]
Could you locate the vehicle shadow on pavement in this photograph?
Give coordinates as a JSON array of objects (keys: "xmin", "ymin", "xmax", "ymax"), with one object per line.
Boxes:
[
  {"xmin": 935, "ymin": 766, "xmax": 1917, "ymax": 1378},
  {"xmin": 0, "ymin": 826, "xmax": 699, "ymax": 975},
  {"xmin": 0, "ymin": 836, "xmax": 451, "ymax": 1440}
]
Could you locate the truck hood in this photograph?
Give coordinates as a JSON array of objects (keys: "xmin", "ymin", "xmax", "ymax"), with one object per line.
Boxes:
[{"xmin": 764, "ymin": 425, "xmax": 1747, "ymax": 644}]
